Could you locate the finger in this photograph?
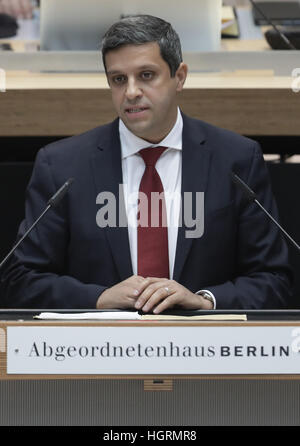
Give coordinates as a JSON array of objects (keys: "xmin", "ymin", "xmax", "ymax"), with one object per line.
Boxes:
[
  {"xmin": 97, "ymin": 287, "xmax": 137, "ymax": 310},
  {"xmin": 135, "ymin": 280, "xmax": 168, "ymax": 310},
  {"xmin": 140, "ymin": 286, "xmax": 173, "ymax": 313},
  {"xmin": 112, "ymin": 283, "xmax": 141, "ymax": 301},
  {"xmin": 153, "ymin": 294, "xmax": 179, "ymax": 314},
  {"xmin": 145, "ymin": 277, "xmax": 169, "ymax": 282},
  {"xmin": 133, "ymin": 277, "xmax": 162, "ymax": 298},
  {"xmin": 123, "ymin": 296, "xmax": 139, "ymax": 309},
  {"xmin": 123, "ymin": 285, "xmax": 140, "ymax": 299},
  {"xmin": 131, "ymin": 275, "xmax": 145, "ymax": 281},
  {"xmin": 126, "ymin": 277, "xmax": 149, "ymax": 300},
  {"xmin": 121, "ymin": 276, "xmax": 144, "ymax": 297}
]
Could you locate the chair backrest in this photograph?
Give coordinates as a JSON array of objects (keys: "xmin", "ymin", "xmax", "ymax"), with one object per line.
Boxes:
[{"xmin": 0, "ymin": 163, "xmax": 33, "ymax": 261}]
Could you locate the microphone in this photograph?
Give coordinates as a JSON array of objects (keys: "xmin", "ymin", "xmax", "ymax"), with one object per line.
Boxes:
[
  {"xmin": 230, "ymin": 171, "xmax": 300, "ymax": 252},
  {"xmin": 0, "ymin": 178, "xmax": 74, "ymax": 270},
  {"xmin": 249, "ymin": 0, "xmax": 297, "ymax": 50}
]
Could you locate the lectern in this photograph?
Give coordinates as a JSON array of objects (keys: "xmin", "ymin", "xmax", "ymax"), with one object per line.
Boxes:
[{"xmin": 0, "ymin": 310, "xmax": 300, "ymax": 426}]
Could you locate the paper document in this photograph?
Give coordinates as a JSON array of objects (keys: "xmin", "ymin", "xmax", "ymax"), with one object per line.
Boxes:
[
  {"xmin": 141, "ymin": 314, "xmax": 247, "ymax": 321},
  {"xmin": 34, "ymin": 312, "xmax": 247, "ymax": 321},
  {"xmin": 34, "ymin": 312, "xmax": 141, "ymax": 320}
]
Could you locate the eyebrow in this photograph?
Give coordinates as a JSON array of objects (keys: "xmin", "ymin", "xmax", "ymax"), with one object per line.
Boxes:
[{"xmin": 106, "ymin": 65, "xmax": 159, "ymax": 76}]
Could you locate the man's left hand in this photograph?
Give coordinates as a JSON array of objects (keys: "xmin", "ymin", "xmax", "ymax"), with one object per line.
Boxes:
[{"xmin": 134, "ymin": 278, "xmax": 213, "ymax": 314}]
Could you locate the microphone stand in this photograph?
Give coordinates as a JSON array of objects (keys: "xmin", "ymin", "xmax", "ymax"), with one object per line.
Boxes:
[
  {"xmin": 230, "ymin": 172, "xmax": 300, "ymax": 253},
  {"xmin": 0, "ymin": 178, "xmax": 74, "ymax": 270}
]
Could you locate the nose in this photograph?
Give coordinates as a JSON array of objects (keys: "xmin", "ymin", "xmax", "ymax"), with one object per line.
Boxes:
[{"xmin": 125, "ymin": 77, "xmax": 142, "ymax": 101}]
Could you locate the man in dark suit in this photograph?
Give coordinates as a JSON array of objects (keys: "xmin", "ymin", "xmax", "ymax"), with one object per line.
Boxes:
[{"xmin": 1, "ymin": 15, "xmax": 293, "ymax": 310}]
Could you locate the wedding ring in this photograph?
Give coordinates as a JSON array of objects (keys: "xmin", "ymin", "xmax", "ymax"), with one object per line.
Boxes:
[{"xmin": 164, "ymin": 286, "xmax": 170, "ymax": 296}]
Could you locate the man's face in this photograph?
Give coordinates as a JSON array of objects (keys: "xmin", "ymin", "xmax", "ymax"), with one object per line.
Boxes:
[{"xmin": 105, "ymin": 42, "xmax": 187, "ymax": 143}]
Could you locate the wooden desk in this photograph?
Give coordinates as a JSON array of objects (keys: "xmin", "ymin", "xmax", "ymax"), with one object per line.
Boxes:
[
  {"xmin": 1, "ymin": 70, "xmax": 299, "ymax": 137},
  {"xmin": 1, "ymin": 22, "xmax": 299, "ymax": 138}
]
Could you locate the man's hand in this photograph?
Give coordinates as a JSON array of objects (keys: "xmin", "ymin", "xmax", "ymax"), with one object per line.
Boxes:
[
  {"xmin": 96, "ymin": 275, "xmax": 151, "ymax": 310},
  {"xmin": 134, "ymin": 278, "xmax": 213, "ymax": 314},
  {"xmin": 96, "ymin": 276, "xmax": 213, "ymax": 312},
  {"xmin": 0, "ymin": 0, "xmax": 34, "ymax": 19}
]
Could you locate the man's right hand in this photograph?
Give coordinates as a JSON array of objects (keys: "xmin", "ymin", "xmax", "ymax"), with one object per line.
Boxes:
[{"xmin": 96, "ymin": 275, "xmax": 149, "ymax": 310}]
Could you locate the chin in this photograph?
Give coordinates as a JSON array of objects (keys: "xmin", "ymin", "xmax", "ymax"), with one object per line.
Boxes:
[{"xmin": 126, "ymin": 122, "xmax": 152, "ymax": 139}]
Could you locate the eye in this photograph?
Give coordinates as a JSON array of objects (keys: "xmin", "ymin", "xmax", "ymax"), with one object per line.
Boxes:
[
  {"xmin": 112, "ymin": 75, "xmax": 127, "ymax": 85},
  {"xmin": 141, "ymin": 71, "xmax": 154, "ymax": 80}
]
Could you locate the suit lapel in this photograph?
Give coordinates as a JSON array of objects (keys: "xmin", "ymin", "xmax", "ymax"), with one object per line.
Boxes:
[
  {"xmin": 173, "ymin": 115, "xmax": 212, "ymax": 281},
  {"xmin": 90, "ymin": 119, "xmax": 133, "ymax": 281}
]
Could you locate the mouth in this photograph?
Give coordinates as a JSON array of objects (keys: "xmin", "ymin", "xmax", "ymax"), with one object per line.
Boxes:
[{"xmin": 125, "ymin": 107, "xmax": 149, "ymax": 118}]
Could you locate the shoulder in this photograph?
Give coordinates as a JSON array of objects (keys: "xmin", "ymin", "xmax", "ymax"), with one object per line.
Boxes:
[
  {"xmin": 29, "ymin": 119, "xmax": 120, "ymax": 189},
  {"xmin": 182, "ymin": 114, "xmax": 265, "ymax": 183},
  {"xmin": 183, "ymin": 114, "xmax": 260, "ymax": 160},
  {"xmin": 39, "ymin": 119, "xmax": 119, "ymax": 163}
]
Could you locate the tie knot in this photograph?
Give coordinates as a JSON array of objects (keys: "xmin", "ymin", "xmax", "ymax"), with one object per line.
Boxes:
[{"xmin": 139, "ymin": 146, "xmax": 167, "ymax": 166}]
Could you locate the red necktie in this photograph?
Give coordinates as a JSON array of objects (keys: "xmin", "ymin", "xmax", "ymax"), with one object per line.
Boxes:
[{"xmin": 137, "ymin": 147, "xmax": 169, "ymax": 278}]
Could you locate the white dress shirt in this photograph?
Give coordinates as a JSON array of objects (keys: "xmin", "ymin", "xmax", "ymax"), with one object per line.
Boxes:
[{"xmin": 119, "ymin": 108, "xmax": 182, "ymax": 279}]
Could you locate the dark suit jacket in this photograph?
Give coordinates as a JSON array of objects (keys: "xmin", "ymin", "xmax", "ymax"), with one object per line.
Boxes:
[{"xmin": 0, "ymin": 114, "xmax": 293, "ymax": 308}]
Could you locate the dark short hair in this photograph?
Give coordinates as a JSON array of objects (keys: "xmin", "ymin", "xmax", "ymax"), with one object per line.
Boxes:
[{"xmin": 101, "ymin": 14, "xmax": 183, "ymax": 77}]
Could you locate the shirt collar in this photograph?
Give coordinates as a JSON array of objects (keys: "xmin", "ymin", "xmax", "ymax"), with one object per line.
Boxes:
[{"xmin": 119, "ymin": 108, "xmax": 183, "ymax": 160}]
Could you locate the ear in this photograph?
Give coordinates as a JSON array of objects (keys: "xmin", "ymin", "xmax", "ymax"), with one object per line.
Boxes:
[{"xmin": 175, "ymin": 63, "xmax": 188, "ymax": 92}]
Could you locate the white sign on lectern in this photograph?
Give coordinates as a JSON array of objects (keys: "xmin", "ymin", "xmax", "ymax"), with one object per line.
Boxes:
[{"xmin": 6, "ymin": 326, "xmax": 300, "ymax": 375}]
